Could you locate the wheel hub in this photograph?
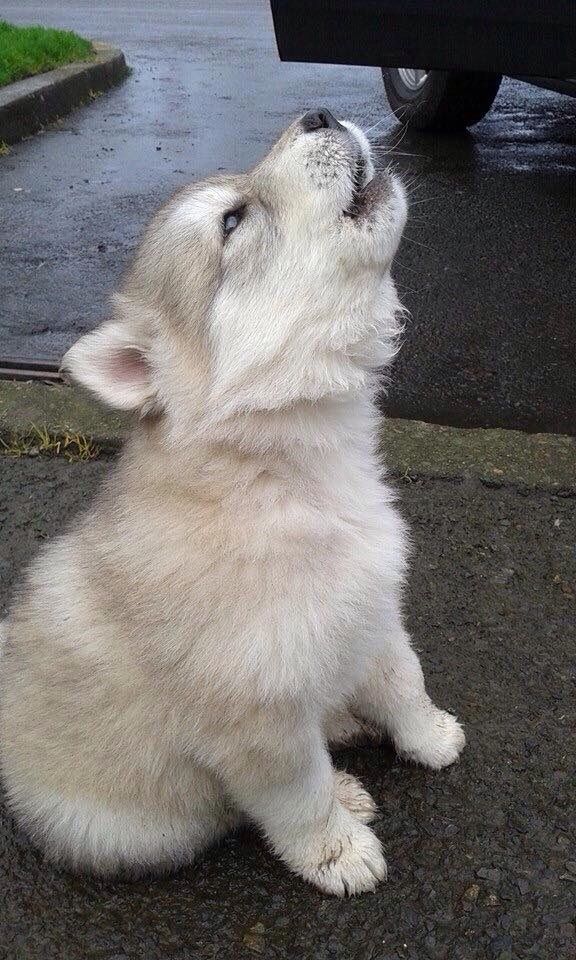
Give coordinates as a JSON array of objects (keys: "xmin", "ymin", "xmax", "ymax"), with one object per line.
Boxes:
[{"xmin": 397, "ymin": 68, "xmax": 429, "ymax": 91}]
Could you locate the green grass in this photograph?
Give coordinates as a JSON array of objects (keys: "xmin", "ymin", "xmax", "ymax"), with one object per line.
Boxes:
[
  {"xmin": 0, "ymin": 425, "xmax": 99, "ymax": 462},
  {"xmin": 0, "ymin": 20, "xmax": 93, "ymax": 88}
]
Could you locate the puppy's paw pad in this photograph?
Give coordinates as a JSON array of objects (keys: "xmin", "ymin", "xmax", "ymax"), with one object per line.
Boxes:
[
  {"xmin": 398, "ymin": 708, "xmax": 465, "ymax": 770},
  {"xmin": 303, "ymin": 821, "xmax": 387, "ymax": 897},
  {"xmin": 334, "ymin": 771, "xmax": 378, "ymax": 824}
]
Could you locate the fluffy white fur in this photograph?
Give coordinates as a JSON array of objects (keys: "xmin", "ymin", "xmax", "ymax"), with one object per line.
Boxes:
[{"xmin": 0, "ymin": 115, "xmax": 464, "ymax": 895}]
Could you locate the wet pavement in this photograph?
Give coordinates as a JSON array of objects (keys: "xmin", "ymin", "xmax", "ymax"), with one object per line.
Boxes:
[
  {"xmin": 2, "ymin": 1, "xmax": 576, "ymax": 434},
  {"xmin": 1, "ymin": 454, "xmax": 575, "ymax": 959}
]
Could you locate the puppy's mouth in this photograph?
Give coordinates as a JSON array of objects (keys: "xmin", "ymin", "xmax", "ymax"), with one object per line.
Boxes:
[{"xmin": 343, "ymin": 153, "xmax": 373, "ymax": 219}]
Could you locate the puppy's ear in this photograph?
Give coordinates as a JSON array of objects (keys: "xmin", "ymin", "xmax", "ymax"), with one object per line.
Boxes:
[{"xmin": 60, "ymin": 320, "xmax": 153, "ymax": 411}]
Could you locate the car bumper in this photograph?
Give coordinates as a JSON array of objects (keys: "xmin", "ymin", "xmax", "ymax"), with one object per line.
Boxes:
[{"xmin": 270, "ymin": 0, "xmax": 576, "ymax": 77}]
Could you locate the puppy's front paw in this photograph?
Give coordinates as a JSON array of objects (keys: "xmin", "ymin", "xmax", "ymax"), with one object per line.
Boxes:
[
  {"xmin": 300, "ymin": 813, "xmax": 386, "ymax": 897},
  {"xmin": 333, "ymin": 770, "xmax": 378, "ymax": 824},
  {"xmin": 395, "ymin": 705, "xmax": 465, "ymax": 770}
]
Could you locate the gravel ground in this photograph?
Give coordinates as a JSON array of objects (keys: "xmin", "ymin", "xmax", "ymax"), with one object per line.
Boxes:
[{"xmin": 0, "ymin": 454, "xmax": 574, "ymax": 960}]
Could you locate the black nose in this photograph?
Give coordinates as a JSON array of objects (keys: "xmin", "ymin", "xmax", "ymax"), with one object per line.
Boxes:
[{"xmin": 301, "ymin": 108, "xmax": 342, "ymax": 132}]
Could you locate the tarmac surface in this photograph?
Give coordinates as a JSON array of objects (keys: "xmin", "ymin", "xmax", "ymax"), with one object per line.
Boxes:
[
  {"xmin": 2, "ymin": 1, "xmax": 576, "ymax": 434},
  {"xmin": 1, "ymin": 454, "xmax": 575, "ymax": 960}
]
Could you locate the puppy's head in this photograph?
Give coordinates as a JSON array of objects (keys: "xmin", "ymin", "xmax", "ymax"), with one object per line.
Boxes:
[{"xmin": 62, "ymin": 110, "xmax": 407, "ymax": 421}]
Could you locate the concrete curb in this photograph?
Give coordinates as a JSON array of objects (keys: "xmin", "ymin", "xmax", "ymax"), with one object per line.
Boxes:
[
  {"xmin": 0, "ymin": 380, "xmax": 574, "ymax": 489},
  {"xmin": 379, "ymin": 418, "xmax": 575, "ymax": 491},
  {"xmin": 0, "ymin": 42, "xmax": 128, "ymax": 144}
]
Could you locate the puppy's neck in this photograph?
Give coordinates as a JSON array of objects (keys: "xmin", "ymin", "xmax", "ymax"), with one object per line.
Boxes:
[{"xmin": 122, "ymin": 386, "xmax": 381, "ymax": 501}]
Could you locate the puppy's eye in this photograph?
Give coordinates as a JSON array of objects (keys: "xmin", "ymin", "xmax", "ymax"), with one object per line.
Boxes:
[{"xmin": 222, "ymin": 207, "xmax": 244, "ymax": 237}]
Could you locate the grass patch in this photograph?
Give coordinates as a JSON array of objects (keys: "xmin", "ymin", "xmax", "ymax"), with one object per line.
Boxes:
[
  {"xmin": 0, "ymin": 20, "xmax": 93, "ymax": 88},
  {"xmin": 0, "ymin": 425, "xmax": 99, "ymax": 462}
]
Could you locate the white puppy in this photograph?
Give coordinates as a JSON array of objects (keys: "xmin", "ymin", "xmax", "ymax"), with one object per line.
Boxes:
[{"xmin": 0, "ymin": 110, "xmax": 464, "ymax": 896}]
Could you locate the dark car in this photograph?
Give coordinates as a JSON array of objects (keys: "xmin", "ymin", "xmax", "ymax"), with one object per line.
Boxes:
[{"xmin": 270, "ymin": 0, "xmax": 576, "ymax": 129}]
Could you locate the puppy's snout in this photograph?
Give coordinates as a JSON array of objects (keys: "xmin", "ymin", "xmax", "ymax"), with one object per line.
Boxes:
[{"xmin": 301, "ymin": 108, "xmax": 343, "ymax": 133}]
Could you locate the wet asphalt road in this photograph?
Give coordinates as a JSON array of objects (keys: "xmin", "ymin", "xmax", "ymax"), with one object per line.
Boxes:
[
  {"xmin": 1, "ymin": 455, "xmax": 575, "ymax": 959},
  {"xmin": 2, "ymin": 1, "xmax": 576, "ymax": 434}
]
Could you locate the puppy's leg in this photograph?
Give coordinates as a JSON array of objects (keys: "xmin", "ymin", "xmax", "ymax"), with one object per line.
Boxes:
[
  {"xmin": 353, "ymin": 606, "xmax": 465, "ymax": 770},
  {"xmin": 324, "ymin": 709, "xmax": 382, "ymax": 749},
  {"xmin": 3, "ymin": 756, "xmax": 241, "ymax": 876},
  {"xmin": 197, "ymin": 713, "xmax": 385, "ymax": 896}
]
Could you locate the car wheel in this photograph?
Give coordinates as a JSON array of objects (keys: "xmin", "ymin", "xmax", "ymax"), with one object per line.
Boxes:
[{"xmin": 382, "ymin": 68, "xmax": 502, "ymax": 131}]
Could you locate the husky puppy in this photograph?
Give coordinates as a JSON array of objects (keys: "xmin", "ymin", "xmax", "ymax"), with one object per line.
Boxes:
[{"xmin": 0, "ymin": 110, "xmax": 464, "ymax": 896}]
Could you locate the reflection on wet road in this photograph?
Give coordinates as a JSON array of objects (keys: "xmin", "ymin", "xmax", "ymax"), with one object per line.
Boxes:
[
  {"xmin": 1, "ymin": 1, "xmax": 575, "ymax": 433},
  {"xmin": 381, "ymin": 81, "xmax": 576, "ymax": 434}
]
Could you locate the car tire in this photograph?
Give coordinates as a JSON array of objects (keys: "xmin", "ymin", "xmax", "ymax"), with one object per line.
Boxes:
[{"xmin": 382, "ymin": 69, "xmax": 502, "ymax": 131}]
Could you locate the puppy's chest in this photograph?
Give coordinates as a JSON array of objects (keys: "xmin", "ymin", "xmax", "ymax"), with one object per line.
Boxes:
[
  {"xmin": 135, "ymin": 472, "xmax": 403, "ymax": 700},
  {"xmin": 246, "ymin": 485, "xmax": 397, "ymax": 646}
]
